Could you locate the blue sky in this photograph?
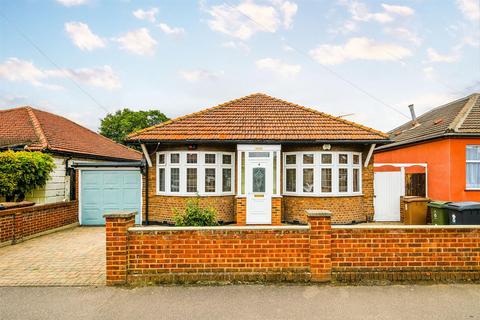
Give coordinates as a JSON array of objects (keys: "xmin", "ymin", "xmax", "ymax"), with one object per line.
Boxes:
[{"xmin": 0, "ymin": 0, "xmax": 479, "ymax": 132}]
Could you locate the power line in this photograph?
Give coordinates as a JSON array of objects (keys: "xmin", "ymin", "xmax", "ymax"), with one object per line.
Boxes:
[
  {"xmin": 0, "ymin": 10, "xmax": 110, "ymax": 114},
  {"xmin": 223, "ymin": 1, "xmax": 415, "ymax": 120}
]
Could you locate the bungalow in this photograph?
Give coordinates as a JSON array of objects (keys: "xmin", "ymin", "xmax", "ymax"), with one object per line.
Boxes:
[
  {"xmin": 127, "ymin": 93, "xmax": 389, "ymax": 225},
  {"xmin": 374, "ymin": 93, "xmax": 480, "ymax": 221}
]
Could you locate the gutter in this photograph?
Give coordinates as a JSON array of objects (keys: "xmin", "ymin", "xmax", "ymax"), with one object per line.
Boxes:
[
  {"xmin": 127, "ymin": 139, "xmax": 391, "ymax": 145},
  {"xmin": 70, "ymin": 161, "xmax": 144, "ymax": 168},
  {"xmin": 375, "ymin": 133, "xmax": 480, "ymax": 152}
]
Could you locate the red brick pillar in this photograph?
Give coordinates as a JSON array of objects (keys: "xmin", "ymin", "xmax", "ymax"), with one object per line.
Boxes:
[
  {"xmin": 271, "ymin": 197, "xmax": 282, "ymax": 225},
  {"xmin": 307, "ymin": 210, "xmax": 332, "ymax": 282},
  {"xmin": 236, "ymin": 197, "xmax": 246, "ymax": 225},
  {"xmin": 104, "ymin": 211, "xmax": 136, "ymax": 286}
]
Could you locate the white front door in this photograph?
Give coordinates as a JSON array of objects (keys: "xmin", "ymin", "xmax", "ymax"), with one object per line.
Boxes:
[
  {"xmin": 246, "ymin": 155, "xmax": 272, "ymax": 224},
  {"xmin": 374, "ymin": 171, "xmax": 403, "ymax": 221}
]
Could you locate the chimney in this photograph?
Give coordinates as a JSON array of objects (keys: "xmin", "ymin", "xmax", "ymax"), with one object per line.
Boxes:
[{"xmin": 408, "ymin": 104, "xmax": 418, "ymax": 126}]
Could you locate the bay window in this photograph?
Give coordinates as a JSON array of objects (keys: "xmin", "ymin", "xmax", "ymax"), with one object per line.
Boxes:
[
  {"xmin": 156, "ymin": 151, "xmax": 235, "ymax": 195},
  {"xmin": 466, "ymin": 145, "xmax": 480, "ymax": 189},
  {"xmin": 283, "ymin": 151, "xmax": 362, "ymax": 196}
]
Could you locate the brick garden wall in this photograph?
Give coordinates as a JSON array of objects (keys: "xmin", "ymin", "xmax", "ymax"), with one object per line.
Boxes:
[
  {"xmin": 331, "ymin": 226, "xmax": 480, "ymax": 282},
  {"xmin": 0, "ymin": 201, "xmax": 78, "ymax": 245},
  {"xmin": 105, "ymin": 211, "xmax": 480, "ymax": 285}
]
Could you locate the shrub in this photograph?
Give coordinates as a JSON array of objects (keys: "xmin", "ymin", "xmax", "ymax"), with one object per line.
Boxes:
[
  {"xmin": 173, "ymin": 198, "xmax": 218, "ymax": 226},
  {"xmin": 0, "ymin": 151, "xmax": 55, "ymax": 201}
]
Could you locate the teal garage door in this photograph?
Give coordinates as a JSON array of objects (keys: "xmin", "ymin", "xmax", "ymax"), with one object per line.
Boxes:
[{"xmin": 81, "ymin": 170, "xmax": 141, "ymax": 225}]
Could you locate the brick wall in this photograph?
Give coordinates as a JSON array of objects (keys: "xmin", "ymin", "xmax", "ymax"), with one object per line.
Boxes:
[
  {"xmin": 331, "ymin": 226, "xmax": 480, "ymax": 282},
  {"xmin": 0, "ymin": 201, "xmax": 78, "ymax": 245}
]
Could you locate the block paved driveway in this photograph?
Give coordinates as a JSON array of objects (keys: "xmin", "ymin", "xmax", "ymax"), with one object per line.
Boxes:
[{"xmin": 0, "ymin": 227, "xmax": 105, "ymax": 286}]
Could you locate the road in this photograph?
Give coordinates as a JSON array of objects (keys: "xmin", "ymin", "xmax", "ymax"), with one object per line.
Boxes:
[{"xmin": 1, "ymin": 284, "xmax": 480, "ymax": 319}]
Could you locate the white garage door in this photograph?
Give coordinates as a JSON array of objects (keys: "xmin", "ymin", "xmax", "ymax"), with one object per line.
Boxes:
[
  {"xmin": 80, "ymin": 170, "xmax": 142, "ymax": 225},
  {"xmin": 374, "ymin": 171, "xmax": 403, "ymax": 221}
]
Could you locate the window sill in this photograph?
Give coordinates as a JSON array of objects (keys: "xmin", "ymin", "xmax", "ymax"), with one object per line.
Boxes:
[
  {"xmin": 465, "ymin": 188, "xmax": 480, "ymax": 191},
  {"xmin": 282, "ymin": 193, "xmax": 364, "ymax": 198},
  {"xmin": 156, "ymin": 192, "xmax": 235, "ymax": 197}
]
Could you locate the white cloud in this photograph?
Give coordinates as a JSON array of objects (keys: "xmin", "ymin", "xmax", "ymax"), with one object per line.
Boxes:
[
  {"xmin": 423, "ymin": 66, "xmax": 434, "ymax": 80},
  {"xmin": 456, "ymin": 0, "xmax": 480, "ymax": 21},
  {"xmin": 179, "ymin": 69, "xmax": 224, "ymax": 82},
  {"xmin": 427, "ymin": 48, "xmax": 459, "ymax": 63},
  {"xmin": 221, "ymin": 41, "xmax": 250, "ymax": 52},
  {"xmin": 381, "ymin": 4, "xmax": 414, "ymax": 16},
  {"xmin": 344, "ymin": 1, "xmax": 393, "ymax": 23},
  {"xmin": 385, "ymin": 27, "xmax": 422, "ymax": 45},
  {"xmin": 47, "ymin": 66, "xmax": 121, "ymax": 90},
  {"xmin": 133, "ymin": 8, "xmax": 159, "ymax": 23},
  {"xmin": 158, "ymin": 23, "xmax": 185, "ymax": 37},
  {"xmin": 114, "ymin": 28, "xmax": 157, "ymax": 56},
  {"xmin": 205, "ymin": 0, "xmax": 298, "ymax": 40},
  {"xmin": 309, "ymin": 37, "xmax": 412, "ymax": 65},
  {"xmin": 0, "ymin": 57, "xmax": 121, "ymax": 90},
  {"xmin": 56, "ymin": 0, "xmax": 88, "ymax": 6},
  {"xmin": 255, "ymin": 58, "xmax": 301, "ymax": 77},
  {"xmin": 65, "ymin": 22, "xmax": 106, "ymax": 51}
]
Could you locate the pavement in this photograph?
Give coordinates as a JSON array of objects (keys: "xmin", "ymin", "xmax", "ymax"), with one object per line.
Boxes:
[
  {"xmin": 1, "ymin": 284, "xmax": 480, "ymax": 320},
  {"xmin": 0, "ymin": 227, "xmax": 105, "ymax": 286}
]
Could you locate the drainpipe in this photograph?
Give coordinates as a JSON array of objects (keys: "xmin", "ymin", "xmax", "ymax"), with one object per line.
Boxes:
[{"xmin": 145, "ymin": 162, "xmax": 149, "ymax": 225}]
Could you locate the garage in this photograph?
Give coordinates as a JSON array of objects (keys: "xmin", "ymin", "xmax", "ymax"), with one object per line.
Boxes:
[{"xmin": 74, "ymin": 162, "xmax": 143, "ymax": 225}]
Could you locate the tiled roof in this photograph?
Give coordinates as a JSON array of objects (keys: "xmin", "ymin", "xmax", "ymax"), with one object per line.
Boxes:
[
  {"xmin": 127, "ymin": 93, "xmax": 388, "ymax": 142},
  {"xmin": 377, "ymin": 93, "xmax": 480, "ymax": 151},
  {"xmin": 0, "ymin": 106, "xmax": 141, "ymax": 161}
]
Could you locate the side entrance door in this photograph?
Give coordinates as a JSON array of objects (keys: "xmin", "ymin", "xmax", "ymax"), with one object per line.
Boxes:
[
  {"xmin": 374, "ymin": 171, "xmax": 403, "ymax": 221},
  {"xmin": 80, "ymin": 170, "xmax": 142, "ymax": 225},
  {"xmin": 246, "ymin": 152, "xmax": 272, "ymax": 224}
]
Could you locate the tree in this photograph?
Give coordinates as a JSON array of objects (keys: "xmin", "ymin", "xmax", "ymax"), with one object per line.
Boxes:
[
  {"xmin": 0, "ymin": 151, "xmax": 55, "ymax": 202},
  {"xmin": 99, "ymin": 109, "xmax": 168, "ymax": 144}
]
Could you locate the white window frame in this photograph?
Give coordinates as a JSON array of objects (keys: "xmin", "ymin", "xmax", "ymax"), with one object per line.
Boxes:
[
  {"xmin": 283, "ymin": 151, "xmax": 362, "ymax": 197},
  {"xmin": 156, "ymin": 151, "xmax": 235, "ymax": 196},
  {"xmin": 466, "ymin": 145, "xmax": 480, "ymax": 190}
]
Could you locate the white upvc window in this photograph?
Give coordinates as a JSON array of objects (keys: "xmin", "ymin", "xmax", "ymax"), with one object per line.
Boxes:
[
  {"xmin": 283, "ymin": 151, "xmax": 362, "ymax": 197},
  {"xmin": 466, "ymin": 145, "xmax": 480, "ymax": 190},
  {"xmin": 156, "ymin": 151, "xmax": 235, "ymax": 196}
]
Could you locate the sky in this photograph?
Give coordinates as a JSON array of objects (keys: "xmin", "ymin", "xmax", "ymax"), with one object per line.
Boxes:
[{"xmin": 0, "ymin": 0, "xmax": 479, "ymax": 133}]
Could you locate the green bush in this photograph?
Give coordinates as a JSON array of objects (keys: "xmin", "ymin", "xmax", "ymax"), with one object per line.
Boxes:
[
  {"xmin": 173, "ymin": 198, "xmax": 218, "ymax": 226},
  {"xmin": 0, "ymin": 151, "xmax": 55, "ymax": 201}
]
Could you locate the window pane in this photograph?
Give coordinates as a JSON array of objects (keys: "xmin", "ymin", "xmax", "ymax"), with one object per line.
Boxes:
[
  {"xmin": 353, "ymin": 168, "xmax": 360, "ymax": 192},
  {"xmin": 303, "ymin": 154, "xmax": 314, "ymax": 164},
  {"xmin": 187, "ymin": 168, "xmax": 197, "ymax": 192},
  {"xmin": 339, "ymin": 154, "xmax": 348, "ymax": 164},
  {"xmin": 467, "ymin": 146, "xmax": 480, "ymax": 161},
  {"xmin": 286, "ymin": 168, "xmax": 296, "ymax": 192},
  {"xmin": 321, "ymin": 154, "xmax": 332, "ymax": 164},
  {"xmin": 205, "ymin": 168, "xmax": 216, "ymax": 192},
  {"xmin": 222, "ymin": 168, "xmax": 232, "ymax": 192},
  {"xmin": 252, "ymin": 167, "xmax": 266, "ymax": 192},
  {"xmin": 158, "ymin": 154, "xmax": 165, "ymax": 165},
  {"xmin": 249, "ymin": 152, "xmax": 269, "ymax": 158},
  {"xmin": 321, "ymin": 168, "xmax": 332, "ymax": 192},
  {"xmin": 303, "ymin": 168, "xmax": 314, "ymax": 192},
  {"xmin": 273, "ymin": 152, "xmax": 277, "ymax": 194},
  {"xmin": 353, "ymin": 154, "xmax": 360, "ymax": 165},
  {"xmin": 205, "ymin": 154, "xmax": 216, "ymax": 164},
  {"xmin": 187, "ymin": 153, "xmax": 197, "ymax": 164},
  {"xmin": 466, "ymin": 163, "xmax": 480, "ymax": 188},
  {"xmin": 241, "ymin": 152, "xmax": 245, "ymax": 194},
  {"xmin": 170, "ymin": 168, "xmax": 179, "ymax": 192},
  {"xmin": 286, "ymin": 154, "xmax": 296, "ymax": 165},
  {"xmin": 170, "ymin": 153, "xmax": 180, "ymax": 164},
  {"xmin": 158, "ymin": 168, "xmax": 165, "ymax": 192},
  {"xmin": 339, "ymin": 168, "xmax": 348, "ymax": 192},
  {"xmin": 222, "ymin": 154, "xmax": 232, "ymax": 164}
]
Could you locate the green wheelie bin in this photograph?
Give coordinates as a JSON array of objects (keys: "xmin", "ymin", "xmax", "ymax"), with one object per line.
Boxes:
[{"xmin": 428, "ymin": 201, "xmax": 450, "ymax": 225}]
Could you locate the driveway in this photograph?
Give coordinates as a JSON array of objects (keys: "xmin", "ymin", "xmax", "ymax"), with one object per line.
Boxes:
[
  {"xmin": 1, "ymin": 284, "xmax": 480, "ymax": 320},
  {"xmin": 0, "ymin": 227, "xmax": 105, "ymax": 286}
]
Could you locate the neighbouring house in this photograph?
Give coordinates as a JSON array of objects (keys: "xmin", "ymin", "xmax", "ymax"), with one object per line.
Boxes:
[
  {"xmin": 127, "ymin": 93, "xmax": 389, "ymax": 225},
  {"xmin": 374, "ymin": 93, "xmax": 480, "ymax": 221},
  {"xmin": 0, "ymin": 106, "xmax": 143, "ymax": 225}
]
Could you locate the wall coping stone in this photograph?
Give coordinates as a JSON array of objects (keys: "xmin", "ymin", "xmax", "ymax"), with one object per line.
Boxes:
[
  {"xmin": 103, "ymin": 211, "xmax": 137, "ymax": 218},
  {"xmin": 129, "ymin": 225, "xmax": 310, "ymax": 232},
  {"xmin": 333, "ymin": 224, "xmax": 480, "ymax": 229},
  {"xmin": 306, "ymin": 209, "xmax": 332, "ymax": 217}
]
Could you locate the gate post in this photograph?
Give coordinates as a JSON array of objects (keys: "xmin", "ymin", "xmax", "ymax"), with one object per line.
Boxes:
[
  {"xmin": 307, "ymin": 210, "xmax": 332, "ymax": 282},
  {"xmin": 104, "ymin": 211, "xmax": 136, "ymax": 286}
]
